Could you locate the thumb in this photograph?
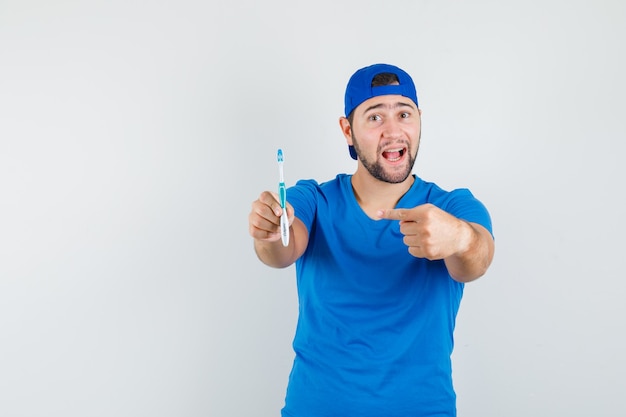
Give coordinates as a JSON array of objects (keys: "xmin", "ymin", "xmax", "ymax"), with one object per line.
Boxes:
[{"xmin": 377, "ymin": 208, "xmax": 410, "ymax": 221}]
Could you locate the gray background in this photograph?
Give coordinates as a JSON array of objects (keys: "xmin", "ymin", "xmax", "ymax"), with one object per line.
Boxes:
[{"xmin": 1, "ymin": 0, "xmax": 624, "ymax": 416}]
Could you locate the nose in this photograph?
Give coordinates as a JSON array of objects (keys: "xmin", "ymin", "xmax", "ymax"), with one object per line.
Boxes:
[{"xmin": 382, "ymin": 117, "xmax": 403, "ymax": 139}]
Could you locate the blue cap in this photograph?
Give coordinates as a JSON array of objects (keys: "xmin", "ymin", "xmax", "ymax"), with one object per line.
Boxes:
[
  {"xmin": 344, "ymin": 63, "xmax": 418, "ymax": 117},
  {"xmin": 344, "ymin": 63, "xmax": 419, "ymax": 160}
]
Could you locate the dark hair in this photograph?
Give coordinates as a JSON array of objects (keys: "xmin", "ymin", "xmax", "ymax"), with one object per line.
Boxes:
[
  {"xmin": 348, "ymin": 72, "xmax": 400, "ymax": 123},
  {"xmin": 371, "ymin": 72, "xmax": 400, "ymax": 87}
]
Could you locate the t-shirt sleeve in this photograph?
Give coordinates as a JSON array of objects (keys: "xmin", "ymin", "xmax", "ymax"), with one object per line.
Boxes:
[
  {"xmin": 440, "ymin": 188, "xmax": 493, "ymax": 236},
  {"xmin": 286, "ymin": 179, "xmax": 319, "ymax": 235}
]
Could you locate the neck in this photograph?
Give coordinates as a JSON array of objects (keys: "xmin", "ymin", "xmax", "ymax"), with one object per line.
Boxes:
[{"xmin": 350, "ymin": 169, "xmax": 415, "ymax": 218}]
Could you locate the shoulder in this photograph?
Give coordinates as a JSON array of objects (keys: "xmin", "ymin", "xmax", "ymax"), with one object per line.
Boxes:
[
  {"xmin": 291, "ymin": 174, "xmax": 350, "ymax": 195},
  {"xmin": 287, "ymin": 174, "xmax": 350, "ymax": 204},
  {"xmin": 410, "ymin": 176, "xmax": 477, "ymax": 204}
]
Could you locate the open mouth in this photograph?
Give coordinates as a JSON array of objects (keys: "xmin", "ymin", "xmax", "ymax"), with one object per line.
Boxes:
[{"xmin": 382, "ymin": 147, "xmax": 406, "ymax": 162}]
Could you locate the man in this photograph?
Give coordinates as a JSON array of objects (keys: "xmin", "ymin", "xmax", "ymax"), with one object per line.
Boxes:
[{"xmin": 248, "ymin": 63, "xmax": 495, "ymax": 417}]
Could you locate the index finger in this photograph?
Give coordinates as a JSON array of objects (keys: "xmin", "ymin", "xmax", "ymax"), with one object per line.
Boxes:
[
  {"xmin": 259, "ymin": 191, "xmax": 284, "ymax": 216},
  {"xmin": 377, "ymin": 208, "xmax": 411, "ymax": 221}
]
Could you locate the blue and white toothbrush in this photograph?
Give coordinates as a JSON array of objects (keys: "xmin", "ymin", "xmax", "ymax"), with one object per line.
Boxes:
[{"xmin": 277, "ymin": 149, "xmax": 289, "ymax": 246}]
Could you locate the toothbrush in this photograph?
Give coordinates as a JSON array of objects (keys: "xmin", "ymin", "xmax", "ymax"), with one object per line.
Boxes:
[{"xmin": 277, "ymin": 149, "xmax": 289, "ymax": 246}]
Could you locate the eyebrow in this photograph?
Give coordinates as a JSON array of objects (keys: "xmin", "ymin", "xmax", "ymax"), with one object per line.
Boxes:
[{"xmin": 362, "ymin": 101, "xmax": 416, "ymax": 114}]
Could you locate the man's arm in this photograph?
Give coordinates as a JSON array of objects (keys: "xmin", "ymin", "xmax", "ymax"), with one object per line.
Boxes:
[
  {"xmin": 441, "ymin": 220, "xmax": 494, "ymax": 282},
  {"xmin": 377, "ymin": 204, "xmax": 495, "ymax": 283},
  {"xmin": 249, "ymin": 191, "xmax": 309, "ymax": 268}
]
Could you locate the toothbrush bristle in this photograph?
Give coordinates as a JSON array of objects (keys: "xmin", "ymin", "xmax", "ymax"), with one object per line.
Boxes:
[{"xmin": 277, "ymin": 149, "xmax": 284, "ymax": 162}]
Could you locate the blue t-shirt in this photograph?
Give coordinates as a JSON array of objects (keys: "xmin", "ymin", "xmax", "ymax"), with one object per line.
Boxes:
[{"xmin": 281, "ymin": 174, "xmax": 493, "ymax": 417}]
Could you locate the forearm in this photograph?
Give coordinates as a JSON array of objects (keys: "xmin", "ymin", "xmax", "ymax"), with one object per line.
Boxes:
[{"xmin": 444, "ymin": 221, "xmax": 494, "ymax": 283}]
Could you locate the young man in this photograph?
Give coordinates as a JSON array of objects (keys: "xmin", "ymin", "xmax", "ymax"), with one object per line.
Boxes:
[{"xmin": 248, "ymin": 63, "xmax": 495, "ymax": 417}]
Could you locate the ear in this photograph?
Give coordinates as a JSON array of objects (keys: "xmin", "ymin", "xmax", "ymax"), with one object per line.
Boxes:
[{"xmin": 338, "ymin": 117, "xmax": 353, "ymax": 145}]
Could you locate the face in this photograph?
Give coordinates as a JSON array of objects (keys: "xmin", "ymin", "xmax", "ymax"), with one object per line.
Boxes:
[{"xmin": 345, "ymin": 94, "xmax": 421, "ymax": 184}]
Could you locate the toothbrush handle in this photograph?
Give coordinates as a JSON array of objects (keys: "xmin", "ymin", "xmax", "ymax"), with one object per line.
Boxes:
[
  {"xmin": 278, "ymin": 181, "xmax": 289, "ymax": 246},
  {"xmin": 279, "ymin": 181, "xmax": 286, "ymax": 208},
  {"xmin": 280, "ymin": 211, "xmax": 289, "ymax": 246}
]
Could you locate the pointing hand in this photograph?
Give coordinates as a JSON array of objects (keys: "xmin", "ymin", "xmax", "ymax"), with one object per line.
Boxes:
[{"xmin": 377, "ymin": 204, "xmax": 470, "ymax": 260}]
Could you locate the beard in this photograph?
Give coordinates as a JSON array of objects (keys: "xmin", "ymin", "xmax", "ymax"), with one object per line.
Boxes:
[{"xmin": 351, "ymin": 132, "xmax": 419, "ymax": 184}]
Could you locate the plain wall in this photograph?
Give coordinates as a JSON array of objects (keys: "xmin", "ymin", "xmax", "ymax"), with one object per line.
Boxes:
[{"xmin": 1, "ymin": 0, "xmax": 624, "ymax": 416}]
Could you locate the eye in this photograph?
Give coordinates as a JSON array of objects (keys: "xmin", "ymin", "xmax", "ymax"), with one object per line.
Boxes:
[
  {"xmin": 368, "ymin": 114, "xmax": 382, "ymax": 122},
  {"xmin": 400, "ymin": 112, "xmax": 410, "ymax": 119}
]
